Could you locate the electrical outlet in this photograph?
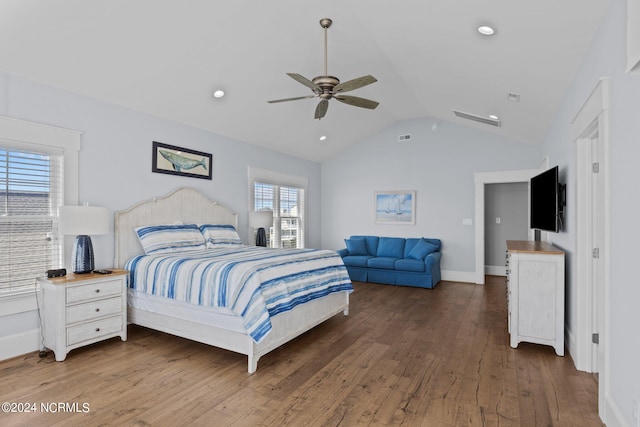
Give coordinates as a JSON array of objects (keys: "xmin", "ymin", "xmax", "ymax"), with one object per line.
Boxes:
[{"xmin": 633, "ymin": 396, "xmax": 639, "ymax": 427}]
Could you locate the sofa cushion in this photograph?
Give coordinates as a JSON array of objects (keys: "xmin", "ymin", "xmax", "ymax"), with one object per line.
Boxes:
[
  {"xmin": 407, "ymin": 239, "xmax": 439, "ymax": 260},
  {"xmin": 376, "ymin": 237, "xmax": 405, "ymax": 258},
  {"xmin": 395, "ymin": 258, "xmax": 426, "ymax": 272},
  {"xmin": 344, "ymin": 237, "xmax": 368, "ymax": 256},
  {"xmin": 342, "ymin": 255, "xmax": 371, "ymax": 268},
  {"xmin": 350, "ymin": 235, "xmax": 379, "ymax": 256},
  {"xmin": 367, "ymin": 257, "xmax": 398, "ymax": 270}
]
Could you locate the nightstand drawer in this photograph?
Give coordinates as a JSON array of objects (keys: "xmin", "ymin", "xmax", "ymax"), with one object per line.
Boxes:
[
  {"xmin": 66, "ymin": 279, "xmax": 122, "ymax": 304},
  {"xmin": 66, "ymin": 296, "xmax": 123, "ymax": 324},
  {"xmin": 67, "ymin": 316, "xmax": 122, "ymax": 345}
]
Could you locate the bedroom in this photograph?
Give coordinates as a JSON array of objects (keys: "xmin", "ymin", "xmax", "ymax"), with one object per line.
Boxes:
[{"xmin": 1, "ymin": 1, "xmax": 639, "ymax": 426}]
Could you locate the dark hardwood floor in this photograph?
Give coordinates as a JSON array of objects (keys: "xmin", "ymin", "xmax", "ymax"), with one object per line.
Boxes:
[{"xmin": 0, "ymin": 277, "xmax": 602, "ymax": 426}]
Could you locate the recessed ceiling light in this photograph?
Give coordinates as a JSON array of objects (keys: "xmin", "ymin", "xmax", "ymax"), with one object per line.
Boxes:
[
  {"xmin": 477, "ymin": 25, "xmax": 496, "ymax": 36},
  {"xmin": 213, "ymin": 89, "xmax": 225, "ymax": 99},
  {"xmin": 319, "ymin": 135, "xmax": 327, "ymax": 141}
]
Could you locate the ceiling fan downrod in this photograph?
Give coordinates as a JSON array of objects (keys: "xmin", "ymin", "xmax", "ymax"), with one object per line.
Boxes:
[{"xmin": 320, "ymin": 18, "xmax": 332, "ymax": 77}]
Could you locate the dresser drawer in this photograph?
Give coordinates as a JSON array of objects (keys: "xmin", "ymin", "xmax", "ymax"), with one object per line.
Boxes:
[
  {"xmin": 66, "ymin": 296, "xmax": 123, "ymax": 324},
  {"xmin": 67, "ymin": 316, "xmax": 123, "ymax": 345},
  {"xmin": 66, "ymin": 279, "xmax": 122, "ymax": 304}
]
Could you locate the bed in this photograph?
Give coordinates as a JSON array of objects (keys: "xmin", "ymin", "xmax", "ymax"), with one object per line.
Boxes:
[{"xmin": 115, "ymin": 187, "xmax": 352, "ymax": 373}]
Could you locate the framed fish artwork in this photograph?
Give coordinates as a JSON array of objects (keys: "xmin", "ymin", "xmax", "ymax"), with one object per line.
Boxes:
[{"xmin": 152, "ymin": 141, "xmax": 212, "ymax": 180}]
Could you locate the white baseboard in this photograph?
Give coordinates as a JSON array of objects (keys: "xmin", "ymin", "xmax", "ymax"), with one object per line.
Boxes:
[
  {"xmin": 441, "ymin": 270, "xmax": 478, "ymax": 284},
  {"xmin": 564, "ymin": 325, "xmax": 580, "ymax": 370},
  {"xmin": 485, "ymin": 265, "xmax": 506, "ymax": 276},
  {"xmin": 604, "ymin": 394, "xmax": 627, "ymax": 427},
  {"xmin": 0, "ymin": 328, "xmax": 40, "ymax": 361}
]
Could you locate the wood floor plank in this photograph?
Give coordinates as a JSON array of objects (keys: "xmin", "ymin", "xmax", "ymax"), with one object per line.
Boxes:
[{"xmin": 0, "ymin": 278, "xmax": 603, "ymax": 426}]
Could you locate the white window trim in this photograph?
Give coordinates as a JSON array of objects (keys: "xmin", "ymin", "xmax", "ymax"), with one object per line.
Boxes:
[
  {"xmin": 0, "ymin": 116, "xmax": 80, "ymax": 315},
  {"xmin": 248, "ymin": 166, "xmax": 308, "ymax": 248}
]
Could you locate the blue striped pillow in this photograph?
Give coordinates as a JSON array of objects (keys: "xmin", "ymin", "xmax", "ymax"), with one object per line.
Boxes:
[
  {"xmin": 199, "ymin": 224, "xmax": 242, "ymax": 247},
  {"xmin": 135, "ymin": 224, "xmax": 206, "ymax": 255}
]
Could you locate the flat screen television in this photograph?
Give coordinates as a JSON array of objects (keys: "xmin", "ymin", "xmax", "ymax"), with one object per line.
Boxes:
[{"xmin": 530, "ymin": 166, "xmax": 564, "ymax": 232}]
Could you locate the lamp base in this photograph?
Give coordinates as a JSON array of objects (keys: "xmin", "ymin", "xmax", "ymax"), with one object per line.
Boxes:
[
  {"xmin": 256, "ymin": 228, "xmax": 267, "ymax": 247},
  {"xmin": 71, "ymin": 235, "xmax": 95, "ymax": 274}
]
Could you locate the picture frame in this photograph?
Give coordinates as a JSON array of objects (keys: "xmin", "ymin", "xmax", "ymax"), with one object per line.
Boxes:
[
  {"xmin": 374, "ymin": 190, "xmax": 416, "ymax": 225},
  {"xmin": 152, "ymin": 141, "xmax": 212, "ymax": 180}
]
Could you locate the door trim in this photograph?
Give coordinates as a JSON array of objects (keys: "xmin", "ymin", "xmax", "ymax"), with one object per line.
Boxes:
[{"xmin": 571, "ymin": 77, "xmax": 610, "ymax": 421}]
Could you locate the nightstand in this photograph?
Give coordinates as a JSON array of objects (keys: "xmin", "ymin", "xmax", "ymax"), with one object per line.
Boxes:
[{"xmin": 38, "ymin": 269, "xmax": 128, "ymax": 361}]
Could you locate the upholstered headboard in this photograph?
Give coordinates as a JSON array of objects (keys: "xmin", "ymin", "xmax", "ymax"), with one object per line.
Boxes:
[{"xmin": 114, "ymin": 187, "xmax": 239, "ymax": 268}]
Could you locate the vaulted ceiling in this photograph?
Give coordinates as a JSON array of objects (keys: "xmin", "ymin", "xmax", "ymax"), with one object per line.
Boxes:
[{"xmin": 0, "ymin": 1, "xmax": 610, "ymax": 162}]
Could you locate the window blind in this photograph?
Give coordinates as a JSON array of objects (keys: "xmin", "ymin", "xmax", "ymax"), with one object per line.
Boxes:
[
  {"xmin": 253, "ymin": 181, "xmax": 305, "ymax": 249},
  {"xmin": 0, "ymin": 148, "xmax": 63, "ymax": 294},
  {"xmin": 279, "ymin": 185, "xmax": 305, "ymax": 249}
]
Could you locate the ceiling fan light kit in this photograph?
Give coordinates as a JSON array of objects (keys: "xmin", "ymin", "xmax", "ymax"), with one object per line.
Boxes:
[{"xmin": 268, "ymin": 18, "xmax": 379, "ymax": 120}]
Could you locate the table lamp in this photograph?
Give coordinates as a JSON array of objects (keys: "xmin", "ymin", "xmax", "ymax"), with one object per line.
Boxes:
[
  {"xmin": 59, "ymin": 205, "xmax": 109, "ymax": 273},
  {"xmin": 249, "ymin": 210, "xmax": 273, "ymax": 247}
]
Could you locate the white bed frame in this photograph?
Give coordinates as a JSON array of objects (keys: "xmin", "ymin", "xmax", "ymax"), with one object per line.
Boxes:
[{"xmin": 115, "ymin": 187, "xmax": 350, "ymax": 374}]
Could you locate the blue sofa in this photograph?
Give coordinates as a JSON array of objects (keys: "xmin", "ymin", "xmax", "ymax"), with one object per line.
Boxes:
[{"xmin": 337, "ymin": 235, "xmax": 442, "ymax": 289}]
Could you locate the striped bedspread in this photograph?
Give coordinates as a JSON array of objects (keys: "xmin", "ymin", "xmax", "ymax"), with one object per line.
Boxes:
[{"xmin": 125, "ymin": 246, "xmax": 353, "ymax": 343}]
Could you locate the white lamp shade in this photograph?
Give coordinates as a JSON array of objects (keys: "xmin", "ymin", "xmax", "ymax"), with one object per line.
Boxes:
[
  {"xmin": 59, "ymin": 206, "xmax": 109, "ymax": 235},
  {"xmin": 249, "ymin": 210, "xmax": 273, "ymax": 229}
]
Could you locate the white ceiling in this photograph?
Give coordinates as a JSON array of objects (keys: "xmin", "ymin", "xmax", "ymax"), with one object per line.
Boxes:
[{"xmin": 0, "ymin": 0, "xmax": 610, "ymax": 162}]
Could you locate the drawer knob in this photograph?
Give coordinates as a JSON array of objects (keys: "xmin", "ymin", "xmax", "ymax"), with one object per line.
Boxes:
[
  {"xmin": 95, "ymin": 289, "xmax": 100, "ymax": 293},
  {"xmin": 95, "ymin": 328, "xmax": 100, "ymax": 332},
  {"xmin": 95, "ymin": 308, "xmax": 100, "ymax": 312}
]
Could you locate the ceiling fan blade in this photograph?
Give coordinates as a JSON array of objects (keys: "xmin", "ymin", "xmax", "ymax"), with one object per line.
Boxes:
[
  {"xmin": 267, "ymin": 95, "xmax": 315, "ymax": 104},
  {"xmin": 287, "ymin": 73, "xmax": 320, "ymax": 91},
  {"xmin": 315, "ymin": 99, "xmax": 329, "ymax": 119},
  {"xmin": 334, "ymin": 95, "xmax": 379, "ymax": 110},
  {"xmin": 333, "ymin": 75, "xmax": 377, "ymax": 93}
]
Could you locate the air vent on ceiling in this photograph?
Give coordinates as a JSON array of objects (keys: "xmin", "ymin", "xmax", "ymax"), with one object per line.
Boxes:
[
  {"xmin": 507, "ymin": 92, "xmax": 521, "ymax": 102},
  {"xmin": 398, "ymin": 134, "xmax": 412, "ymax": 142},
  {"xmin": 453, "ymin": 110, "xmax": 502, "ymax": 127}
]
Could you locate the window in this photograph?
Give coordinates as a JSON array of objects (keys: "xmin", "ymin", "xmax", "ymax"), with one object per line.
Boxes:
[
  {"xmin": 0, "ymin": 148, "xmax": 63, "ymax": 295},
  {"xmin": 0, "ymin": 116, "xmax": 80, "ymax": 313},
  {"xmin": 249, "ymin": 167, "xmax": 307, "ymax": 249}
]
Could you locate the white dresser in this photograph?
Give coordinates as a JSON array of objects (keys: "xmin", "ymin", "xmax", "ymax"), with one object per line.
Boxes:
[
  {"xmin": 38, "ymin": 270, "xmax": 128, "ymax": 361},
  {"xmin": 506, "ymin": 241, "xmax": 565, "ymax": 356}
]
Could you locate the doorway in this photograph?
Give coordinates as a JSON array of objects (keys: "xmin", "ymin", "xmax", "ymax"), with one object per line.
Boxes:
[
  {"xmin": 484, "ymin": 182, "xmax": 529, "ymax": 276},
  {"xmin": 474, "ymin": 168, "xmax": 542, "ymax": 285}
]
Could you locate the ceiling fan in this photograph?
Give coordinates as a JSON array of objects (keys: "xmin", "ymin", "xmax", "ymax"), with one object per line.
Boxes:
[{"xmin": 268, "ymin": 18, "xmax": 379, "ymax": 120}]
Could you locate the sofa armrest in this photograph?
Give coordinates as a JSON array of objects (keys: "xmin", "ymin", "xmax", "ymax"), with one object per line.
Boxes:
[
  {"xmin": 336, "ymin": 248, "xmax": 348, "ymax": 258},
  {"xmin": 424, "ymin": 251, "xmax": 442, "ymax": 284},
  {"xmin": 424, "ymin": 251, "xmax": 442, "ymax": 270}
]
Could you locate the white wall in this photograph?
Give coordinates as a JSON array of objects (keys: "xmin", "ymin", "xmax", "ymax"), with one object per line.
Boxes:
[
  {"xmin": 540, "ymin": 0, "xmax": 640, "ymax": 425},
  {"xmin": 0, "ymin": 70, "xmax": 322, "ymax": 358},
  {"xmin": 321, "ymin": 116, "xmax": 541, "ymax": 278}
]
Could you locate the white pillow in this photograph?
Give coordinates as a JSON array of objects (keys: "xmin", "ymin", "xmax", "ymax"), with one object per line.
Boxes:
[
  {"xmin": 135, "ymin": 224, "xmax": 205, "ymax": 255},
  {"xmin": 199, "ymin": 224, "xmax": 242, "ymax": 247}
]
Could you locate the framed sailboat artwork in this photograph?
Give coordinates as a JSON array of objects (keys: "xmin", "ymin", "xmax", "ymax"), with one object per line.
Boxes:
[
  {"xmin": 374, "ymin": 190, "xmax": 416, "ymax": 225},
  {"xmin": 152, "ymin": 141, "xmax": 212, "ymax": 180}
]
